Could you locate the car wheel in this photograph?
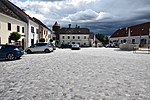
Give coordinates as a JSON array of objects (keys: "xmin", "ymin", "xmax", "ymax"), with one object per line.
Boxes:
[
  {"xmin": 7, "ymin": 53, "xmax": 15, "ymax": 60},
  {"xmin": 44, "ymin": 49, "xmax": 50, "ymax": 53},
  {"xmin": 27, "ymin": 50, "xmax": 32, "ymax": 54}
]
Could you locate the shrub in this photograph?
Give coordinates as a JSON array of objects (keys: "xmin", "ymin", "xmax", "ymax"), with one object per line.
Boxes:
[
  {"xmin": 9, "ymin": 32, "xmax": 21, "ymax": 42},
  {"xmin": 39, "ymin": 38, "xmax": 45, "ymax": 42}
]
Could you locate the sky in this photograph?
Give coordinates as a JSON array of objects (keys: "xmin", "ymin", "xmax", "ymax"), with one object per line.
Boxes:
[{"xmin": 10, "ymin": 0, "xmax": 150, "ymax": 36}]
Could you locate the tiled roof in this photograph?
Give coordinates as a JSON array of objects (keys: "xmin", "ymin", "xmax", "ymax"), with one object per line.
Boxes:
[
  {"xmin": 111, "ymin": 22, "xmax": 150, "ymax": 38},
  {"xmin": 0, "ymin": 0, "xmax": 22, "ymax": 21},
  {"xmin": 0, "ymin": 0, "xmax": 28, "ymax": 23},
  {"xmin": 58, "ymin": 28, "xmax": 90, "ymax": 34},
  {"xmin": 32, "ymin": 17, "xmax": 51, "ymax": 31},
  {"xmin": 53, "ymin": 21, "xmax": 60, "ymax": 27}
]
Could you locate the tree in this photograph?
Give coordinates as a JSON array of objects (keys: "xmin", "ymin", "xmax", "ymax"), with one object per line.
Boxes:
[
  {"xmin": 95, "ymin": 34, "xmax": 109, "ymax": 46},
  {"xmin": 9, "ymin": 32, "xmax": 21, "ymax": 42},
  {"xmin": 39, "ymin": 38, "xmax": 45, "ymax": 42},
  {"xmin": 49, "ymin": 39, "xmax": 53, "ymax": 42}
]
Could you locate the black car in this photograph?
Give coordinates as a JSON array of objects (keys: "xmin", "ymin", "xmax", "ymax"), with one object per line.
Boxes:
[{"xmin": 0, "ymin": 44, "xmax": 24, "ymax": 60}]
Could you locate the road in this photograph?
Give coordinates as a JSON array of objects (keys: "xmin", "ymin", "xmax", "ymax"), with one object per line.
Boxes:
[{"xmin": 0, "ymin": 48, "xmax": 150, "ymax": 100}]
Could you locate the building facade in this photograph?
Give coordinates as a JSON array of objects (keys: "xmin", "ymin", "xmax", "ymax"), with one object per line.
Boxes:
[
  {"xmin": 0, "ymin": 0, "xmax": 51, "ymax": 48},
  {"xmin": 110, "ymin": 22, "xmax": 150, "ymax": 47},
  {"xmin": 52, "ymin": 22, "xmax": 93, "ymax": 47},
  {"xmin": 27, "ymin": 18, "xmax": 39, "ymax": 47},
  {"xmin": 0, "ymin": 0, "xmax": 27, "ymax": 48},
  {"xmin": 33, "ymin": 18, "xmax": 52, "ymax": 43}
]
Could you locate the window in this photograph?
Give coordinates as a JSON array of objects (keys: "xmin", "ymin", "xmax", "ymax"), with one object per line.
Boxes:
[
  {"xmin": 84, "ymin": 36, "xmax": 86, "ymax": 39},
  {"xmin": 132, "ymin": 39, "xmax": 135, "ymax": 44},
  {"xmin": 36, "ymin": 29, "xmax": 39, "ymax": 34},
  {"xmin": 121, "ymin": 40, "xmax": 123, "ymax": 43},
  {"xmin": 68, "ymin": 36, "xmax": 70, "ymax": 39},
  {"xmin": 22, "ymin": 27, "xmax": 24, "ymax": 33},
  {"xmin": 78, "ymin": 36, "xmax": 80, "ymax": 39},
  {"xmin": 62, "ymin": 36, "xmax": 64, "ymax": 39},
  {"xmin": 31, "ymin": 26, "xmax": 34, "ymax": 33},
  {"xmin": 17, "ymin": 26, "xmax": 20, "ymax": 32},
  {"xmin": 8, "ymin": 23, "xmax": 11, "ymax": 31},
  {"xmin": 73, "ymin": 36, "xmax": 75, "ymax": 39},
  {"xmin": 123, "ymin": 39, "xmax": 126, "ymax": 43}
]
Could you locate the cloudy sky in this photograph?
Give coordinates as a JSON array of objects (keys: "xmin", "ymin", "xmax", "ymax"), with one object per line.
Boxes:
[{"xmin": 11, "ymin": 0, "xmax": 150, "ymax": 36}]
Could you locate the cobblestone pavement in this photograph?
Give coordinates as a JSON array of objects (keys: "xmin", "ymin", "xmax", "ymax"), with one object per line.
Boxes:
[{"xmin": 0, "ymin": 48, "xmax": 150, "ymax": 100}]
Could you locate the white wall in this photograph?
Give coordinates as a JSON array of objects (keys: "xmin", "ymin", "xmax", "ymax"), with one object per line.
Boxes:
[
  {"xmin": 26, "ymin": 19, "xmax": 39, "ymax": 47},
  {"xmin": 59, "ymin": 34, "xmax": 90, "ymax": 46},
  {"xmin": 0, "ymin": 13, "xmax": 27, "ymax": 46},
  {"xmin": 110, "ymin": 35, "xmax": 150, "ymax": 44}
]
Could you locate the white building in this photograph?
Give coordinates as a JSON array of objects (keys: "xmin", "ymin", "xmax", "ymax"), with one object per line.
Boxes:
[
  {"xmin": 58, "ymin": 27, "xmax": 92, "ymax": 47},
  {"xmin": 0, "ymin": 0, "xmax": 52, "ymax": 48},
  {"xmin": 110, "ymin": 22, "xmax": 150, "ymax": 47},
  {"xmin": 26, "ymin": 18, "xmax": 39, "ymax": 47},
  {"xmin": 0, "ymin": 0, "xmax": 27, "ymax": 48}
]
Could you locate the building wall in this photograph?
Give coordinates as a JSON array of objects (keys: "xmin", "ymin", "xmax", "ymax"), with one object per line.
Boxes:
[
  {"xmin": 110, "ymin": 35, "xmax": 150, "ymax": 46},
  {"xmin": 42, "ymin": 27, "xmax": 50, "ymax": 42},
  {"xmin": 0, "ymin": 13, "xmax": 27, "ymax": 46},
  {"xmin": 59, "ymin": 34, "xmax": 90, "ymax": 46},
  {"xmin": 38, "ymin": 25, "xmax": 52, "ymax": 42},
  {"xmin": 27, "ymin": 19, "xmax": 39, "ymax": 47}
]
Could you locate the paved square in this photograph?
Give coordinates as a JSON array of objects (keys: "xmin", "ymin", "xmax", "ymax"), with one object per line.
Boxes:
[{"xmin": 0, "ymin": 48, "xmax": 150, "ymax": 100}]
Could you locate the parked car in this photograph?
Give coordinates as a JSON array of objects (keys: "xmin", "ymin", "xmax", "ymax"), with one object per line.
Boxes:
[
  {"xmin": 0, "ymin": 44, "xmax": 24, "ymax": 60},
  {"xmin": 25, "ymin": 43, "xmax": 53, "ymax": 54},
  {"xmin": 61, "ymin": 44, "xmax": 72, "ymax": 49},
  {"xmin": 71, "ymin": 44, "xmax": 80, "ymax": 50}
]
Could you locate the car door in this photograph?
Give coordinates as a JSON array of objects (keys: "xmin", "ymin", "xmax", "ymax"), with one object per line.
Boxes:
[
  {"xmin": 38, "ymin": 43, "xmax": 46, "ymax": 52},
  {"xmin": 0, "ymin": 45, "xmax": 6, "ymax": 58},
  {"xmin": 31, "ymin": 44, "xmax": 40, "ymax": 52},
  {"xmin": 32, "ymin": 43, "xmax": 43, "ymax": 52}
]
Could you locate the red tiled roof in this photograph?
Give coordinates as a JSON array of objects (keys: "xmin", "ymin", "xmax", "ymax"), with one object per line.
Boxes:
[
  {"xmin": 58, "ymin": 28, "xmax": 90, "ymax": 34},
  {"xmin": 111, "ymin": 22, "xmax": 150, "ymax": 38}
]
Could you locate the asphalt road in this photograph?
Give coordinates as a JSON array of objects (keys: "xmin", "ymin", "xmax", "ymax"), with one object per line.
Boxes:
[{"xmin": 0, "ymin": 48, "xmax": 150, "ymax": 100}]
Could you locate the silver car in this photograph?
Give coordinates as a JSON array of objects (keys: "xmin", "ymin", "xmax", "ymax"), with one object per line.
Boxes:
[
  {"xmin": 71, "ymin": 44, "xmax": 80, "ymax": 50},
  {"xmin": 25, "ymin": 43, "xmax": 53, "ymax": 54}
]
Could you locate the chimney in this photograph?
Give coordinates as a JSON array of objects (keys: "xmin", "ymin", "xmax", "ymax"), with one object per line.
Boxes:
[
  {"xmin": 78, "ymin": 26, "xmax": 80, "ymax": 28},
  {"xmin": 76, "ymin": 24, "xmax": 78, "ymax": 28},
  {"xmin": 68, "ymin": 24, "xmax": 71, "ymax": 28}
]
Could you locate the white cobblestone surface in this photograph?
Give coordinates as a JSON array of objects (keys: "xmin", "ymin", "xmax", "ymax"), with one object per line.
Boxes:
[{"xmin": 0, "ymin": 48, "xmax": 150, "ymax": 100}]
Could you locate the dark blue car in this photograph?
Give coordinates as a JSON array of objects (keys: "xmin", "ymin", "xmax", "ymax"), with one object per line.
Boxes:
[{"xmin": 0, "ymin": 44, "xmax": 24, "ymax": 60}]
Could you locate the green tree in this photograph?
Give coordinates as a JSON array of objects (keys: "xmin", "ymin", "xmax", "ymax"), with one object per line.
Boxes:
[
  {"xmin": 9, "ymin": 32, "xmax": 21, "ymax": 42},
  {"xmin": 95, "ymin": 34, "xmax": 109, "ymax": 46},
  {"xmin": 49, "ymin": 39, "xmax": 53, "ymax": 42},
  {"xmin": 39, "ymin": 38, "xmax": 45, "ymax": 42}
]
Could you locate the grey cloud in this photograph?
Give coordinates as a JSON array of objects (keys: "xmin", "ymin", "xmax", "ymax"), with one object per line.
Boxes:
[
  {"xmin": 13, "ymin": 0, "xmax": 150, "ymax": 36},
  {"xmin": 29, "ymin": 0, "xmax": 64, "ymax": 1}
]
